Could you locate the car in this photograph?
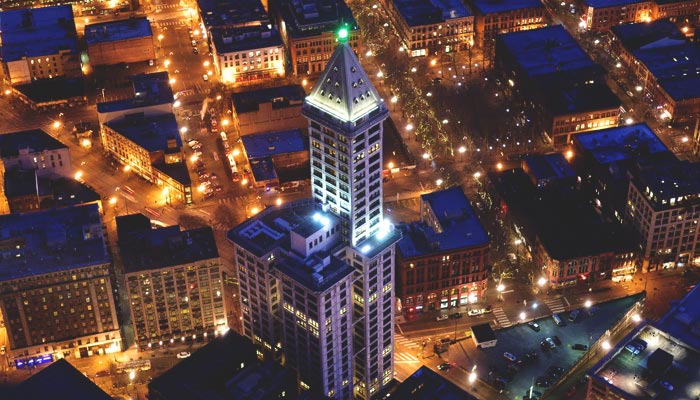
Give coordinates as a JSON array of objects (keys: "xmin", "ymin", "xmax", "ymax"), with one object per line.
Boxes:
[
  {"xmin": 659, "ymin": 381, "xmax": 674, "ymax": 391},
  {"xmin": 552, "ymin": 336, "xmax": 562, "ymax": 346},
  {"xmin": 545, "ymin": 337, "xmax": 556, "ymax": 348},
  {"xmin": 95, "ymin": 370, "xmax": 111, "ymax": 377},
  {"xmin": 587, "ymin": 306, "xmax": 599, "ymax": 316},
  {"xmin": 625, "ymin": 343, "xmax": 642, "ymax": 355},
  {"xmin": 198, "ymin": 173, "xmax": 210, "ymax": 179},
  {"xmin": 149, "ymin": 59, "xmax": 154, "ymax": 66},
  {"xmin": 193, "ymin": 47, "xmax": 199, "ymax": 55},
  {"xmin": 437, "ymin": 363, "xmax": 451, "ymax": 371},
  {"xmin": 547, "ymin": 366, "xmax": 565, "ymax": 379},
  {"xmin": 191, "ymin": 143, "xmax": 202, "ymax": 150},
  {"xmin": 232, "ymin": 172, "xmax": 240, "ymax": 182},
  {"xmin": 193, "ymin": 150, "xmax": 203, "ymax": 157},
  {"xmin": 176, "ymin": 351, "xmax": 191, "ymax": 359},
  {"xmin": 535, "ymin": 376, "xmax": 552, "ymax": 388},
  {"xmin": 191, "ymin": 40, "xmax": 197, "ymax": 46},
  {"xmin": 436, "ymin": 314, "xmax": 449, "ymax": 321},
  {"xmin": 483, "ymin": 305, "xmax": 493, "ymax": 313},
  {"xmin": 210, "ymin": 172, "xmax": 218, "ymax": 180},
  {"xmin": 527, "ymin": 321, "xmax": 541, "ymax": 332},
  {"xmin": 187, "ymin": 139, "xmax": 200, "ymax": 146},
  {"xmin": 214, "ymin": 185, "xmax": 223, "ymax": 193},
  {"xmin": 503, "ymin": 352, "xmax": 518, "ymax": 362},
  {"xmin": 568, "ymin": 309, "xmax": 581, "ymax": 322},
  {"xmin": 572, "ymin": 343, "xmax": 589, "ymax": 351},
  {"xmin": 450, "ymin": 312, "xmax": 462, "ymax": 319},
  {"xmin": 468, "ymin": 309, "xmax": 483, "ymax": 317},
  {"xmin": 204, "ymin": 191, "xmax": 215, "ymax": 199}
]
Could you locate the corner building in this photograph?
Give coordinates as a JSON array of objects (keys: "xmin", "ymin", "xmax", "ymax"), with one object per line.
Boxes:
[{"xmin": 230, "ymin": 36, "xmax": 401, "ymax": 399}]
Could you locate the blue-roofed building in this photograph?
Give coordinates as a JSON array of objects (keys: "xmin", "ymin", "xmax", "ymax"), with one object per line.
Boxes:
[
  {"xmin": 211, "ymin": 25, "xmax": 286, "ymax": 84},
  {"xmin": 241, "ymin": 129, "xmax": 309, "ymax": 188},
  {"xmin": 610, "ymin": 21, "xmax": 700, "ymax": 124},
  {"xmin": 97, "ymin": 72, "xmax": 174, "ymax": 124},
  {"xmin": 465, "ymin": 0, "xmax": 545, "ymax": 46},
  {"xmin": 522, "ymin": 153, "xmax": 577, "ymax": 188},
  {"xmin": 377, "ymin": 366, "xmax": 479, "ymax": 399},
  {"xmin": 0, "ymin": 128, "xmax": 73, "ymax": 179},
  {"xmin": 117, "ymin": 214, "xmax": 226, "ymax": 349},
  {"xmin": 0, "ymin": 204, "xmax": 122, "ymax": 366},
  {"xmin": 276, "ymin": 0, "xmax": 361, "ymax": 76},
  {"xmin": 85, "ymin": 17, "xmax": 155, "ymax": 66},
  {"xmin": 0, "ymin": 5, "xmax": 81, "ymax": 85},
  {"xmin": 3, "ymin": 168, "xmax": 101, "ymax": 214},
  {"xmin": 580, "ymin": 0, "xmax": 652, "ymax": 32},
  {"xmin": 196, "ymin": 0, "xmax": 269, "ymax": 29},
  {"xmin": 396, "ymin": 186, "xmax": 490, "ymax": 312},
  {"xmin": 496, "ymin": 25, "xmax": 621, "ymax": 148},
  {"xmin": 382, "ymin": 0, "xmax": 473, "ymax": 57},
  {"xmin": 232, "ymin": 84, "xmax": 307, "ymax": 136},
  {"xmin": 10, "ymin": 359, "xmax": 113, "ymax": 400}
]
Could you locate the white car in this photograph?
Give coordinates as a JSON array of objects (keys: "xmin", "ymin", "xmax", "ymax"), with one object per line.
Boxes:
[
  {"xmin": 176, "ymin": 351, "xmax": 191, "ymax": 359},
  {"xmin": 468, "ymin": 309, "xmax": 484, "ymax": 317},
  {"xmin": 436, "ymin": 315, "xmax": 449, "ymax": 322}
]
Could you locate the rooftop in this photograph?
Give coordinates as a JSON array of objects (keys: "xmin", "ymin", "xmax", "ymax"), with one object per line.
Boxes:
[
  {"xmin": 97, "ymin": 72, "xmax": 174, "ymax": 113},
  {"xmin": 634, "ymin": 159, "xmax": 700, "ymax": 211},
  {"xmin": 610, "ymin": 20, "xmax": 685, "ymax": 52},
  {"xmin": 117, "ymin": 215, "xmax": 219, "ymax": 274},
  {"xmin": 84, "ymin": 17, "xmax": 153, "ymax": 45},
  {"xmin": 379, "ymin": 366, "xmax": 478, "ymax": 399},
  {"xmin": 152, "ymin": 162, "xmax": 192, "ymax": 186},
  {"xmin": 0, "ymin": 204, "xmax": 109, "ymax": 282},
  {"xmin": 0, "ymin": 5, "xmax": 77, "ymax": 62},
  {"xmin": 4, "ymin": 169, "xmax": 100, "ymax": 207},
  {"xmin": 633, "ymin": 43, "xmax": 700, "ymax": 101},
  {"xmin": 584, "ymin": 0, "xmax": 647, "ymax": 8},
  {"xmin": 499, "ymin": 25, "xmax": 596, "ymax": 78},
  {"xmin": 11, "ymin": 359, "xmax": 112, "ymax": 400},
  {"xmin": 241, "ymin": 129, "xmax": 307, "ymax": 159},
  {"xmin": 536, "ymin": 79, "xmax": 620, "ymax": 115},
  {"xmin": 522, "ymin": 153, "xmax": 577, "ymax": 182},
  {"xmin": 0, "ymin": 128, "xmax": 67, "ymax": 158},
  {"xmin": 196, "ymin": 0, "xmax": 269, "ymax": 28},
  {"xmin": 210, "ymin": 25, "xmax": 283, "ymax": 53},
  {"xmin": 231, "ymin": 84, "xmax": 306, "ymax": 114},
  {"xmin": 657, "ymin": 285, "xmax": 700, "ymax": 351},
  {"xmin": 394, "ymin": 0, "xmax": 471, "ymax": 27},
  {"xmin": 279, "ymin": 0, "xmax": 359, "ymax": 39},
  {"xmin": 397, "ymin": 186, "xmax": 489, "ymax": 258},
  {"xmin": 105, "ymin": 113, "xmax": 181, "ymax": 153},
  {"xmin": 573, "ymin": 123, "xmax": 670, "ymax": 165},
  {"xmin": 590, "ymin": 320, "xmax": 700, "ymax": 400},
  {"xmin": 249, "ymin": 157, "xmax": 278, "ymax": 182},
  {"xmin": 468, "ymin": 0, "xmax": 542, "ymax": 15},
  {"xmin": 14, "ymin": 77, "xmax": 86, "ymax": 105}
]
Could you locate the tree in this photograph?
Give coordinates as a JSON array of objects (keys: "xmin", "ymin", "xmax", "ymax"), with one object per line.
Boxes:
[
  {"xmin": 178, "ymin": 213, "xmax": 208, "ymax": 230},
  {"xmin": 213, "ymin": 204, "xmax": 237, "ymax": 229}
]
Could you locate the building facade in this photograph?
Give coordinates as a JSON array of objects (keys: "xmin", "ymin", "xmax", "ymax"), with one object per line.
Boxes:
[
  {"xmin": 211, "ymin": 26, "xmax": 286, "ymax": 84},
  {"xmin": 0, "ymin": 129, "xmax": 73, "ymax": 179},
  {"xmin": 117, "ymin": 215, "xmax": 227, "ymax": 350},
  {"xmin": 467, "ymin": 0, "xmax": 546, "ymax": 48},
  {"xmin": 396, "ymin": 187, "xmax": 490, "ymax": 313},
  {"xmin": 581, "ymin": 0, "xmax": 653, "ymax": 32},
  {"xmin": 231, "ymin": 84, "xmax": 308, "ymax": 136},
  {"xmin": 85, "ymin": 17, "xmax": 156, "ymax": 66},
  {"xmin": 0, "ymin": 205, "xmax": 121, "ymax": 367},
  {"xmin": 383, "ymin": 0, "xmax": 474, "ymax": 58}
]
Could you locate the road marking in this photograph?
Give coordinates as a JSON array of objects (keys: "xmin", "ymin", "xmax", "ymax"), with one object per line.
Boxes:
[
  {"xmin": 543, "ymin": 297, "xmax": 566, "ymax": 314},
  {"xmin": 492, "ymin": 306, "xmax": 511, "ymax": 327},
  {"xmin": 395, "ymin": 334, "xmax": 420, "ymax": 349},
  {"xmin": 394, "ymin": 352, "xmax": 419, "ymax": 363}
]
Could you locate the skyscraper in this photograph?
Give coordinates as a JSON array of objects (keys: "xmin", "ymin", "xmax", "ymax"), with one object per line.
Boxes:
[{"xmin": 230, "ymin": 29, "xmax": 400, "ymax": 399}]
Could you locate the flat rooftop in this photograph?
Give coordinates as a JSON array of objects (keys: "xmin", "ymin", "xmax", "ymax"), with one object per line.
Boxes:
[
  {"xmin": 590, "ymin": 322, "xmax": 700, "ymax": 400},
  {"xmin": 523, "ymin": 153, "xmax": 577, "ymax": 182},
  {"xmin": 197, "ymin": 0, "xmax": 269, "ymax": 28},
  {"xmin": 573, "ymin": 123, "xmax": 670, "ymax": 165},
  {"xmin": 394, "ymin": 0, "xmax": 471, "ymax": 27},
  {"xmin": 584, "ymin": 0, "xmax": 648, "ymax": 8},
  {"xmin": 0, "ymin": 204, "xmax": 110, "ymax": 282},
  {"xmin": 380, "ymin": 366, "xmax": 478, "ymax": 399},
  {"xmin": 536, "ymin": 79, "xmax": 620, "ymax": 115},
  {"xmin": 85, "ymin": 17, "xmax": 153, "ymax": 45},
  {"xmin": 278, "ymin": 0, "xmax": 358, "ymax": 39},
  {"xmin": 152, "ymin": 162, "xmax": 192, "ymax": 186},
  {"xmin": 468, "ymin": 0, "xmax": 542, "ymax": 15},
  {"xmin": 656, "ymin": 285, "xmax": 700, "ymax": 351},
  {"xmin": 0, "ymin": 5, "xmax": 77, "ymax": 62},
  {"xmin": 499, "ymin": 25, "xmax": 596, "ymax": 78},
  {"xmin": 398, "ymin": 186, "xmax": 488, "ymax": 258},
  {"xmin": 117, "ymin": 216, "xmax": 219, "ymax": 274},
  {"xmin": 633, "ymin": 43, "xmax": 700, "ymax": 101},
  {"xmin": 241, "ymin": 129, "xmax": 307, "ymax": 159},
  {"xmin": 97, "ymin": 72, "xmax": 174, "ymax": 113},
  {"xmin": 14, "ymin": 77, "xmax": 86, "ymax": 105},
  {"xmin": 634, "ymin": 159, "xmax": 700, "ymax": 210},
  {"xmin": 105, "ymin": 113, "xmax": 181, "ymax": 153},
  {"xmin": 210, "ymin": 26, "xmax": 283, "ymax": 53},
  {"xmin": 610, "ymin": 19, "xmax": 685, "ymax": 51},
  {"xmin": 12, "ymin": 359, "xmax": 112, "ymax": 400},
  {"xmin": 0, "ymin": 128, "xmax": 67, "ymax": 158},
  {"xmin": 232, "ymin": 84, "xmax": 306, "ymax": 114}
]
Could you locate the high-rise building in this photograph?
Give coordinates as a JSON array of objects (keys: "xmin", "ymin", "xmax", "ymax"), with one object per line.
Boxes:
[{"xmin": 229, "ymin": 29, "xmax": 401, "ymax": 399}]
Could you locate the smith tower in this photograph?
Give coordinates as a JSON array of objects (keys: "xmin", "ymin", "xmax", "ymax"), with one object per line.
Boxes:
[{"xmin": 302, "ymin": 29, "xmax": 400, "ymax": 399}]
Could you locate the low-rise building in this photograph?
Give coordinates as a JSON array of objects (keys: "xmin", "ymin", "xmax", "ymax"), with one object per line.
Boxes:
[
  {"xmin": 651, "ymin": 0, "xmax": 700, "ymax": 21},
  {"xmin": 610, "ymin": 20, "xmax": 700, "ymax": 124},
  {"xmin": 377, "ymin": 366, "xmax": 479, "ymax": 399},
  {"xmin": 96, "ymin": 72, "xmax": 174, "ymax": 127},
  {"xmin": 0, "ymin": 129, "xmax": 72, "ymax": 179},
  {"xmin": 396, "ymin": 186, "xmax": 490, "ymax": 313},
  {"xmin": 240, "ymin": 129, "xmax": 309, "ymax": 189},
  {"xmin": 116, "ymin": 214, "xmax": 227, "ymax": 350},
  {"xmin": 521, "ymin": 153, "xmax": 577, "ymax": 188},
  {"xmin": 496, "ymin": 25, "xmax": 620, "ymax": 148},
  {"xmin": 10, "ymin": 359, "xmax": 112, "ymax": 399},
  {"xmin": 85, "ymin": 17, "xmax": 155, "ymax": 66},
  {"xmin": 231, "ymin": 84, "xmax": 307, "ymax": 136},
  {"xmin": 0, "ymin": 5, "xmax": 81, "ymax": 86},
  {"xmin": 466, "ymin": 0, "xmax": 546, "ymax": 48},
  {"xmin": 276, "ymin": 0, "xmax": 361, "ymax": 76},
  {"xmin": 580, "ymin": 0, "xmax": 653, "ymax": 32},
  {"xmin": 382, "ymin": 0, "xmax": 474, "ymax": 58},
  {"xmin": 211, "ymin": 25, "xmax": 286, "ymax": 84},
  {"xmin": 626, "ymin": 159, "xmax": 700, "ymax": 270},
  {"xmin": 3, "ymin": 169, "xmax": 101, "ymax": 214},
  {"xmin": 196, "ymin": 0, "xmax": 269, "ymax": 29},
  {"xmin": 0, "ymin": 204, "xmax": 121, "ymax": 367}
]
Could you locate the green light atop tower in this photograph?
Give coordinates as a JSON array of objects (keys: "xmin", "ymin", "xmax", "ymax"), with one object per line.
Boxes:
[{"xmin": 337, "ymin": 27, "xmax": 349, "ymax": 41}]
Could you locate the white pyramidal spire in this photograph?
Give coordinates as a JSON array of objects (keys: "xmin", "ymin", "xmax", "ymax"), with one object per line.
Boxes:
[{"xmin": 303, "ymin": 39, "xmax": 387, "ymax": 130}]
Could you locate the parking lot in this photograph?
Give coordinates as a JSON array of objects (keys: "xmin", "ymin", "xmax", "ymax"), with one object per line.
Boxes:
[{"xmin": 460, "ymin": 295, "xmax": 644, "ymax": 399}]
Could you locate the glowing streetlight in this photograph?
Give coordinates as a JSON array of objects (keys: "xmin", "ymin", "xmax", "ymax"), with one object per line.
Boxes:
[
  {"xmin": 514, "ymin": 239, "xmax": 522, "ymax": 245},
  {"xmin": 391, "ymin": 96, "xmax": 398, "ymax": 104},
  {"xmin": 365, "ymin": 50, "xmax": 373, "ymax": 57},
  {"xmin": 250, "ymin": 207, "xmax": 259, "ymax": 215},
  {"xmin": 216, "ymin": 94, "xmax": 222, "ymax": 101},
  {"xmin": 123, "ymin": 165, "xmax": 131, "ymax": 172},
  {"xmin": 4, "ymin": 89, "xmax": 10, "ymax": 95},
  {"xmin": 164, "ymin": 59, "xmax": 171, "ymax": 68},
  {"xmin": 129, "ymin": 370, "xmax": 135, "ymax": 382},
  {"xmin": 180, "ymin": 127, "xmax": 188, "ymax": 134},
  {"xmin": 497, "ymin": 284, "xmax": 505, "ymax": 292},
  {"xmin": 173, "ymin": 100, "xmax": 181, "ymax": 107},
  {"xmin": 405, "ymin": 123, "xmax": 414, "ymax": 131},
  {"xmin": 276, "ymin": 198, "xmax": 282, "ymax": 206},
  {"xmin": 169, "ymin": 78, "xmax": 176, "ymax": 85},
  {"xmin": 519, "ymin": 312, "xmax": 526, "ymax": 321},
  {"xmin": 468, "ymin": 367, "xmax": 477, "ymax": 387},
  {"xmin": 410, "ymin": 67, "xmax": 417, "ymax": 73},
  {"xmin": 625, "ymin": 118, "xmax": 634, "ymax": 125},
  {"xmin": 458, "ymin": 146, "xmax": 466, "ymax": 154},
  {"xmin": 632, "ymin": 313, "xmax": 641, "ymax": 322},
  {"xmin": 241, "ymin": 178, "xmax": 249, "ymax": 186},
  {"xmin": 537, "ymin": 277, "xmax": 547, "ymax": 287},
  {"xmin": 585, "ymin": 300, "xmax": 592, "ymax": 308},
  {"xmin": 681, "ymin": 136, "xmax": 689, "ymax": 143},
  {"xmin": 430, "ymin": 59, "xmax": 437, "ymax": 66},
  {"xmin": 109, "ymin": 196, "xmax": 117, "ymax": 205},
  {"xmin": 197, "ymin": 184, "xmax": 206, "ymax": 192},
  {"xmin": 190, "ymin": 154, "xmax": 198, "ymax": 162},
  {"xmin": 81, "ymin": 138, "xmax": 91, "ymax": 148},
  {"xmin": 53, "ymin": 121, "xmax": 61, "ymax": 129},
  {"xmin": 387, "ymin": 162, "xmax": 394, "ymax": 169},
  {"xmin": 436, "ymin": 179, "xmax": 443, "ymax": 186},
  {"xmin": 221, "ymin": 119, "xmax": 230, "ymax": 127},
  {"xmin": 496, "ymin": 162, "xmax": 503, "ymax": 170},
  {"xmin": 473, "ymin": 172, "xmax": 481, "ymax": 179},
  {"xmin": 376, "ymin": 71, "xmax": 383, "ymax": 78},
  {"xmin": 203, "ymin": 60, "xmax": 210, "ymax": 67},
  {"xmin": 565, "ymin": 150, "xmax": 574, "ymax": 160},
  {"xmin": 74, "ymin": 171, "xmax": 83, "ymax": 181},
  {"xmin": 602, "ymin": 341, "xmax": 611, "ymax": 350},
  {"xmin": 422, "ymin": 153, "xmax": 430, "ymax": 160},
  {"xmin": 302, "ymin": 79, "xmax": 308, "ymax": 87},
  {"xmin": 635, "ymin": 85, "xmax": 643, "ymax": 92},
  {"xmin": 232, "ymin": 149, "xmax": 240, "ymax": 157}
]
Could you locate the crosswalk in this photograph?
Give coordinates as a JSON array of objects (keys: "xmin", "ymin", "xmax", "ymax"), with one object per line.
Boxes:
[
  {"xmin": 492, "ymin": 306, "xmax": 511, "ymax": 327},
  {"xmin": 543, "ymin": 297, "xmax": 566, "ymax": 314},
  {"xmin": 218, "ymin": 195, "xmax": 248, "ymax": 205},
  {"xmin": 157, "ymin": 20, "xmax": 186, "ymax": 27},
  {"xmin": 211, "ymin": 222, "xmax": 229, "ymax": 231},
  {"xmin": 395, "ymin": 334, "xmax": 420, "ymax": 350},
  {"xmin": 155, "ymin": 3, "xmax": 180, "ymax": 9},
  {"xmin": 395, "ymin": 352, "xmax": 419, "ymax": 364}
]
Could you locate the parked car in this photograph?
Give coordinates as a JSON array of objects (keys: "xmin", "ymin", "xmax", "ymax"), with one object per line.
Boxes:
[
  {"xmin": 503, "ymin": 352, "xmax": 518, "ymax": 363},
  {"xmin": 552, "ymin": 336, "xmax": 562, "ymax": 346},
  {"xmin": 437, "ymin": 363, "xmax": 451, "ymax": 371},
  {"xmin": 535, "ymin": 376, "xmax": 552, "ymax": 388},
  {"xmin": 450, "ymin": 312, "xmax": 462, "ymax": 319},
  {"xmin": 545, "ymin": 337, "xmax": 556, "ymax": 348},
  {"xmin": 540, "ymin": 340, "xmax": 550, "ymax": 352},
  {"xmin": 436, "ymin": 314, "xmax": 449, "ymax": 322},
  {"xmin": 568, "ymin": 309, "xmax": 581, "ymax": 322},
  {"xmin": 210, "ymin": 172, "xmax": 218, "ymax": 180},
  {"xmin": 468, "ymin": 309, "xmax": 484, "ymax": 317},
  {"xmin": 572, "ymin": 343, "xmax": 589, "ymax": 351},
  {"xmin": 547, "ymin": 366, "xmax": 565, "ymax": 379},
  {"xmin": 483, "ymin": 305, "xmax": 493, "ymax": 313},
  {"xmin": 527, "ymin": 321, "xmax": 540, "ymax": 332},
  {"xmin": 659, "ymin": 381, "xmax": 674, "ymax": 391},
  {"xmin": 587, "ymin": 306, "xmax": 599, "ymax": 316},
  {"xmin": 177, "ymin": 351, "xmax": 191, "ymax": 359},
  {"xmin": 232, "ymin": 172, "xmax": 240, "ymax": 182},
  {"xmin": 95, "ymin": 370, "xmax": 111, "ymax": 377}
]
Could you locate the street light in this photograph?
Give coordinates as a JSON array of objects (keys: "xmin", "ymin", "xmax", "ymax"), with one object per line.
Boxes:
[
  {"xmin": 468, "ymin": 366, "xmax": 477, "ymax": 389},
  {"xmin": 276, "ymin": 198, "xmax": 282, "ymax": 206},
  {"xmin": 53, "ymin": 121, "xmax": 61, "ymax": 129},
  {"xmin": 519, "ymin": 312, "xmax": 526, "ymax": 321},
  {"xmin": 602, "ymin": 341, "xmax": 611, "ymax": 350},
  {"xmin": 436, "ymin": 178, "xmax": 443, "ymax": 186},
  {"xmin": 585, "ymin": 300, "xmax": 592, "ymax": 308},
  {"xmin": 537, "ymin": 277, "xmax": 547, "ymax": 287},
  {"xmin": 405, "ymin": 123, "xmax": 414, "ymax": 131}
]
